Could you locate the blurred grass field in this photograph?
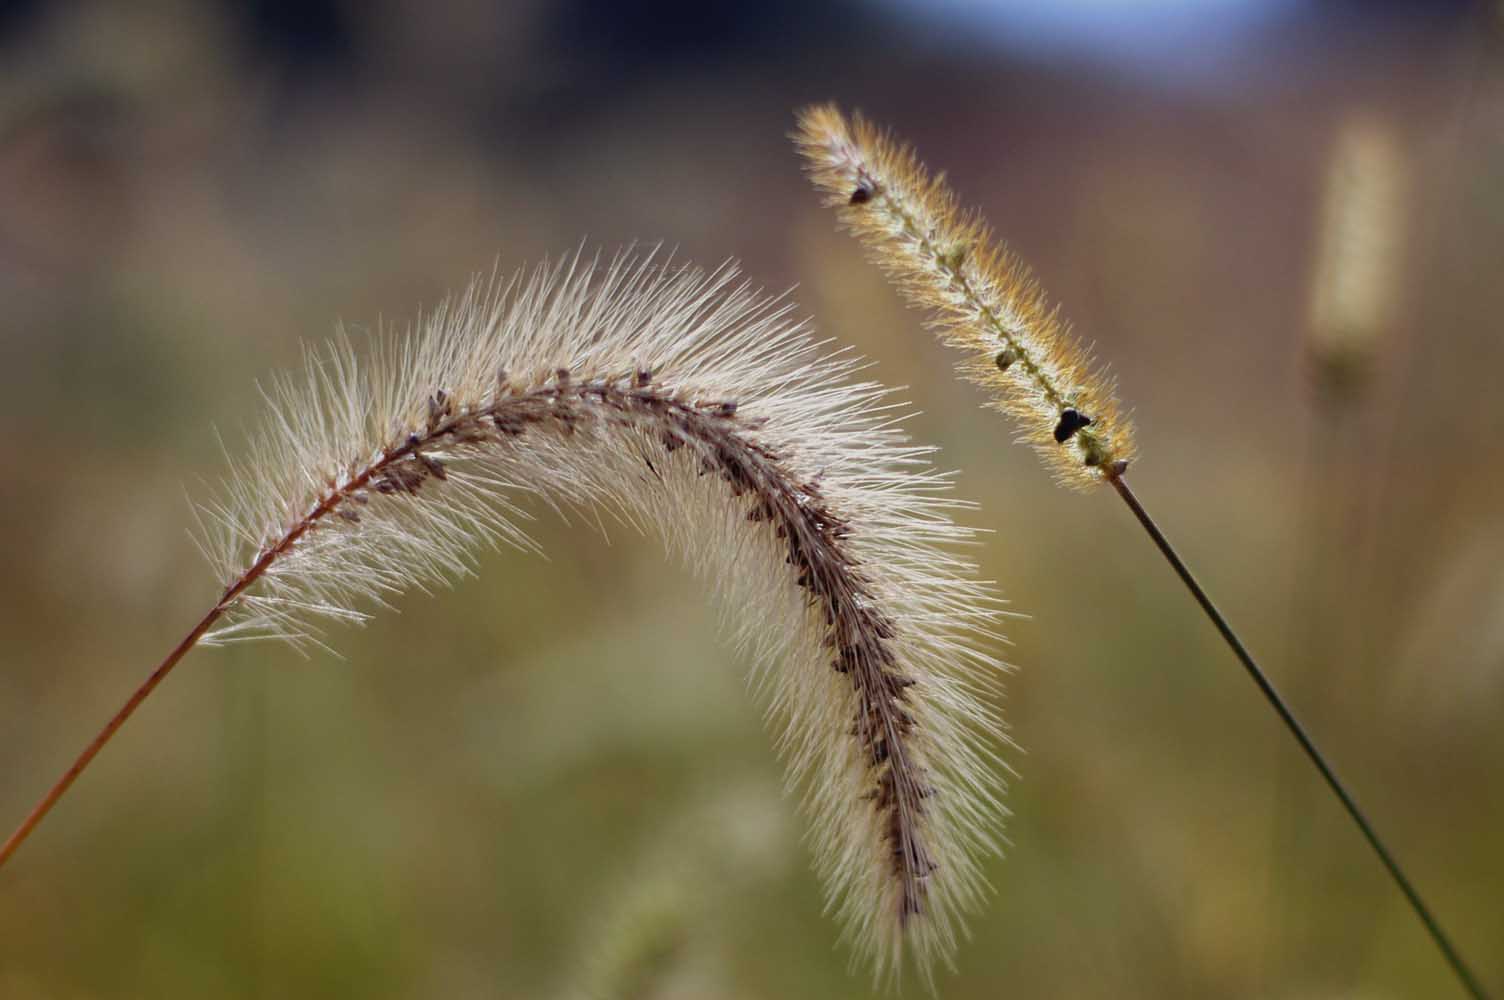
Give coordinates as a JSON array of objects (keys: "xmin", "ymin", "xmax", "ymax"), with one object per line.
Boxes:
[{"xmin": 1, "ymin": 2, "xmax": 1502, "ymax": 997}]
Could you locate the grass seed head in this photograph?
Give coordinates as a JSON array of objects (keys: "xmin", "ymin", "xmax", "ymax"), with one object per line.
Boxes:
[
  {"xmin": 794, "ymin": 103, "xmax": 1136, "ymax": 488},
  {"xmin": 199, "ymin": 251, "xmax": 1011, "ymax": 987}
]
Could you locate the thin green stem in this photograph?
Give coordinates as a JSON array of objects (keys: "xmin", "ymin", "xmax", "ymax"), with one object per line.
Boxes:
[{"xmin": 1108, "ymin": 473, "xmax": 1487, "ymax": 1000}]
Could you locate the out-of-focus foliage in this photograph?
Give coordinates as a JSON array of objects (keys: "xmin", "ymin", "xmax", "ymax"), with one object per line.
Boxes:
[{"xmin": 1, "ymin": 2, "xmax": 1501, "ymax": 997}]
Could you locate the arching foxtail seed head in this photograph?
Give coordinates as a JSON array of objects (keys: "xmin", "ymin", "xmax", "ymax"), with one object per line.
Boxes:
[
  {"xmin": 197, "ymin": 251, "xmax": 1011, "ymax": 988},
  {"xmin": 793, "ymin": 103, "xmax": 1136, "ymax": 489}
]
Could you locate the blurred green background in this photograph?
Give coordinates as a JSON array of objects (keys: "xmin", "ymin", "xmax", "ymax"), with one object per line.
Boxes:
[{"xmin": 1, "ymin": 1, "xmax": 1501, "ymax": 996}]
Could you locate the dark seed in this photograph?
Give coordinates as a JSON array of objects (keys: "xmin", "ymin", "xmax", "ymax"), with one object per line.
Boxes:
[{"xmin": 1053, "ymin": 408, "xmax": 1093, "ymax": 443}]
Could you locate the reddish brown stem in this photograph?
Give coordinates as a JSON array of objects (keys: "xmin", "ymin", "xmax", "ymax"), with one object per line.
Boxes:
[
  {"xmin": 0, "ymin": 605, "xmax": 222, "ymax": 870},
  {"xmin": 0, "ymin": 414, "xmax": 433, "ymax": 872}
]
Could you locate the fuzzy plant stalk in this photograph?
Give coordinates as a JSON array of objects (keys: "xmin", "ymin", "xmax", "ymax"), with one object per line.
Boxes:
[
  {"xmin": 0, "ymin": 253, "xmax": 1015, "ymax": 988},
  {"xmin": 794, "ymin": 103, "xmax": 1487, "ymax": 999}
]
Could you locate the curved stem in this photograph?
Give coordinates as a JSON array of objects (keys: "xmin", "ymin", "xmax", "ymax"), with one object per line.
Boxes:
[
  {"xmin": 0, "ymin": 503, "xmax": 307, "ymax": 871},
  {"xmin": 0, "ymin": 605, "xmax": 225, "ymax": 870},
  {"xmin": 0, "ymin": 405, "xmax": 437, "ymax": 872},
  {"xmin": 1109, "ymin": 472, "xmax": 1487, "ymax": 1000}
]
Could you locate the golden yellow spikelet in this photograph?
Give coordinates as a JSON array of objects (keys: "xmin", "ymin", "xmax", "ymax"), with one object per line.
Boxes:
[{"xmin": 794, "ymin": 103, "xmax": 1134, "ymax": 489}]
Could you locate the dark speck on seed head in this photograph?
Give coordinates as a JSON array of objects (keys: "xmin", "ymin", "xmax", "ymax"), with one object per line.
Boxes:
[{"xmin": 1053, "ymin": 408, "xmax": 1093, "ymax": 444}]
